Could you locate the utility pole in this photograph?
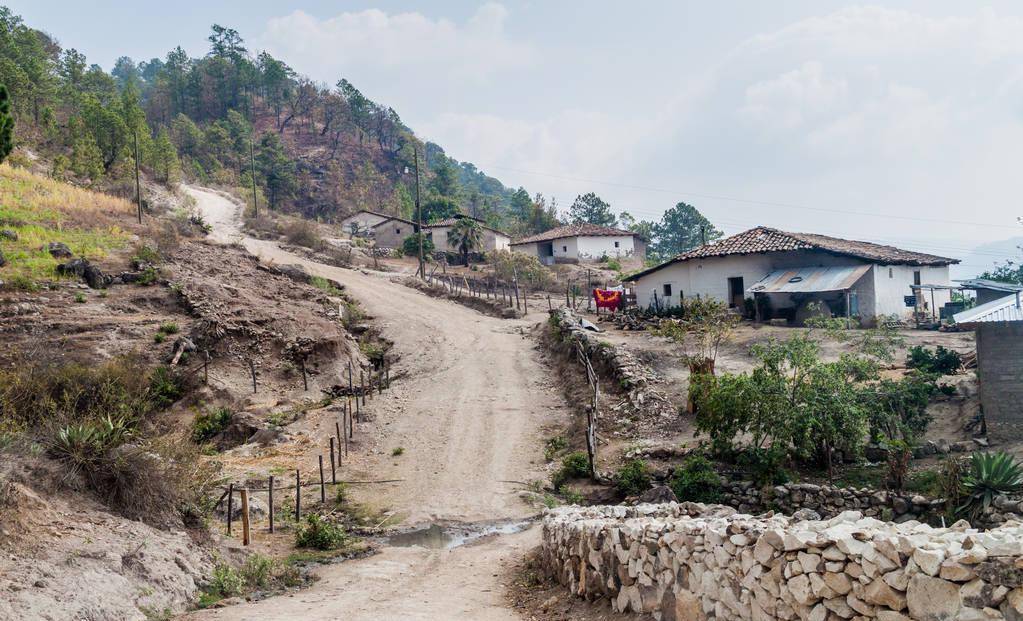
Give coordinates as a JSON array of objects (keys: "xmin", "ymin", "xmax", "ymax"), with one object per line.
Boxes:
[
  {"xmin": 249, "ymin": 136, "xmax": 258, "ymax": 218},
  {"xmin": 133, "ymin": 130, "xmax": 142, "ymax": 224},
  {"xmin": 414, "ymin": 148, "xmax": 425, "ymax": 280},
  {"xmin": 700, "ymin": 225, "xmax": 707, "ymax": 246}
]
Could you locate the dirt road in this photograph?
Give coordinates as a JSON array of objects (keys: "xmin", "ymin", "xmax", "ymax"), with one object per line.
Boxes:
[{"xmin": 183, "ymin": 187, "xmax": 567, "ymax": 620}]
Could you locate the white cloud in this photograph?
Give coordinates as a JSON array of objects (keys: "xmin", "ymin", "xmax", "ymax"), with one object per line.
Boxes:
[
  {"xmin": 741, "ymin": 61, "xmax": 849, "ymax": 131},
  {"xmin": 257, "ymin": 4, "xmax": 536, "ymax": 85}
]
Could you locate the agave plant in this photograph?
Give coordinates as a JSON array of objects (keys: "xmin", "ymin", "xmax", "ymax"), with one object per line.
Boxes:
[
  {"xmin": 51, "ymin": 415, "xmax": 129, "ymax": 471},
  {"xmin": 958, "ymin": 451, "xmax": 1023, "ymax": 519}
]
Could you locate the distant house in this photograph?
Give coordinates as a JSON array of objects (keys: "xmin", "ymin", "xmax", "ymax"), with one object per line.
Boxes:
[
  {"xmin": 339, "ymin": 209, "xmax": 397, "ymax": 235},
  {"xmin": 954, "ymin": 293, "xmax": 1023, "ymax": 441},
  {"xmin": 426, "ymin": 215, "xmax": 511, "ymax": 253},
  {"xmin": 370, "ymin": 215, "xmax": 418, "ymax": 249},
  {"xmin": 511, "ymin": 223, "xmax": 643, "ymax": 265},
  {"xmin": 957, "ymin": 278, "xmax": 1023, "ymax": 306},
  {"xmin": 625, "ymin": 226, "xmax": 958, "ymax": 324}
]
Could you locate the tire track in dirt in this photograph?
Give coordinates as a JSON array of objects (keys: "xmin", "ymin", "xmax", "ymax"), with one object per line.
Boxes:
[{"xmin": 182, "ymin": 187, "xmax": 568, "ymax": 620}]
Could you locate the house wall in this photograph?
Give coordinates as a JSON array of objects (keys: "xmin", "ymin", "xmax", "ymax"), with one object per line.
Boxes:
[
  {"xmin": 631, "ymin": 249, "xmax": 951, "ymax": 319},
  {"xmin": 427, "ymin": 226, "xmax": 510, "ymax": 253},
  {"xmin": 487, "ymin": 231, "xmax": 511, "ymax": 252},
  {"xmin": 575, "ymin": 235, "xmax": 636, "ymax": 260},
  {"xmin": 977, "ymin": 322, "xmax": 1023, "ymax": 442},
  {"xmin": 340, "ymin": 212, "xmax": 389, "ymax": 234},
  {"xmin": 373, "ymin": 220, "xmax": 415, "ymax": 249},
  {"xmin": 427, "ymin": 225, "xmax": 454, "ymax": 253},
  {"xmin": 511, "ymin": 242, "xmax": 540, "ymax": 257}
]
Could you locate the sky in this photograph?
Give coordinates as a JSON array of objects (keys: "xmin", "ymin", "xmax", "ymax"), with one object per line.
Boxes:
[{"xmin": 10, "ymin": 1, "xmax": 1023, "ymax": 277}]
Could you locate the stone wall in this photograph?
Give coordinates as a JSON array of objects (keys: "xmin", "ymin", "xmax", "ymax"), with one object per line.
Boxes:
[{"xmin": 542, "ymin": 502, "xmax": 1023, "ymax": 620}]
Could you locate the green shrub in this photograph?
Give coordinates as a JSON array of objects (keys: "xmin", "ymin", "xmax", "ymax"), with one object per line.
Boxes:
[
  {"xmin": 401, "ymin": 232, "xmax": 434, "ymax": 257},
  {"xmin": 132, "ymin": 244, "xmax": 161, "ymax": 266},
  {"xmin": 153, "ymin": 332, "xmax": 165, "ymax": 344},
  {"xmin": 136, "ymin": 266, "xmax": 159, "ymax": 285},
  {"xmin": 552, "ymin": 451, "xmax": 590, "ymax": 490},
  {"xmin": 148, "ymin": 366, "xmax": 183, "ymax": 409},
  {"xmin": 241, "ymin": 554, "xmax": 301, "ymax": 590},
  {"xmin": 309, "ymin": 276, "xmax": 343, "ymax": 296},
  {"xmin": 158, "ymin": 322, "xmax": 179, "ymax": 334},
  {"xmin": 283, "ymin": 220, "xmax": 323, "ymax": 250},
  {"xmin": 198, "ymin": 563, "xmax": 244, "ymax": 607},
  {"xmin": 191, "ymin": 407, "xmax": 233, "ymax": 444},
  {"xmin": 295, "ymin": 514, "xmax": 347, "ymax": 550},
  {"xmin": 73, "ymin": 292, "xmax": 86, "ymax": 303},
  {"xmin": 907, "ymin": 345, "xmax": 962, "ymax": 375},
  {"xmin": 736, "ymin": 446, "xmax": 789, "ymax": 486},
  {"xmin": 605, "ymin": 258, "xmax": 622, "ymax": 272},
  {"xmin": 958, "ymin": 451, "xmax": 1023, "ymax": 519},
  {"xmin": 669, "ymin": 455, "xmax": 721, "ymax": 503},
  {"xmin": 391, "ymin": 447, "xmax": 404, "ymax": 456},
  {"xmin": 544, "ymin": 436, "xmax": 567, "ymax": 462},
  {"xmin": 613, "ymin": 459, "xmax": 652, "ymax": 496}
]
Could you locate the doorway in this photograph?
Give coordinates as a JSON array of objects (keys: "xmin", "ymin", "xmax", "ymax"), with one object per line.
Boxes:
[{"xmin": 728, "ymin": 277, "xmax": 744, "ymax": 308}]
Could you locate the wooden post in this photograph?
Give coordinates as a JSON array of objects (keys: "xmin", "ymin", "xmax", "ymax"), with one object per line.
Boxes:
[
  {"xmin": 355, "ymin": 385, "xmax": 361, "ymax": 421},
  {"xmin": 385, "ymin": 361, "xmax": 390, "ymax": 388},
  {"xmin": 226, "ymin": 483, "xmax": 234, "ymax": 536},
  {"xmin": 249, "ymin": 359, "xmax": 257, "ymax": 393},
  {"xmin": 348, "ymin": 398, "xmax": 354, "ymax": 438},
  {"xmin": 335, "ymin": 420, "xmax": 343, "ymax": 462},
  {"xmin": 347, "ymin": 361, "xmax": 353, "ymax": 396},
  {"xmin": 548, "ymin": 295, "xmax": 552, "ymax": 311},
  {"xmin": 300, "ymin": 357, "xmax": 308, "ymax": 391},
  {"xmin": 203, "ymin": 351, "xmax": 209, "ymax": 384},
  {"xmin": 295, "ymin": 469, "xmax": 301, "ymax": 521},
  {"xmin": 318, "ymin": 455, "xmax": 326, "ymax": 504},
  {"xmin": 378, "ymin": 370, "xmax": 383, "ymax": 395},
  {"xmin": 566, "ymin": 282, "xmax": 571, "ymax": 308},
  {"xmin": 330, "ymin": 438, "xmax": 337, "ymax": 483},
  {"xmin": 360, "ymin": 370, "xmax": 366, "ymax": 406},
  {"xmin": 239, "ymin": 489, "xmax": 251, "ymax": 546},
  {"xmin": 268, "ymin": 476, "xmax": 275, "ymax": 533},
  {"xmin": 133, "ymin": 130, "xmax": 142, "ymax": 224}
]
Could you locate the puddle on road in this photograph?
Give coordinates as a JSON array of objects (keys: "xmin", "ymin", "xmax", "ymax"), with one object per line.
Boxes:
[{"xmin": 385, "ymin": 519, "xmax": 533, "ymax": 550}]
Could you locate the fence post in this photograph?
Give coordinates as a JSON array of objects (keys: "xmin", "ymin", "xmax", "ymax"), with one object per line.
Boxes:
[
  {"xmin": 300, "ymin": 357, "xmax": 308, "ymax": 391},
  {"xmin": 295, "ymin": 469, "xmax": 301, "ymax": 522},
  {"xmin": 240, "ymin": 489, "xmax": 251, "ymax": 546},
  {"xmin": 268, "ymin": 475, "xmax": 275, "ymax": 533},
  {"xmin": 385, "ymin": 362, "xmax": 390, "ymax": 388},
  {"xmin": 330, "ymin": 438, "xmax": 337, "ymax": 483},
  {"xmin": 319, "ymin": 455, "xmax": 326, "ymax": 504},
  {"xmin": 249, "ymin": 360, "xmax": 257, "ymax": 393},
  {"xmin": 226, "ymin": 483, "xmax": 234, "ymax": 536},
  {"xmin": 203, "ymin": 350, "xmax": 209, "ymax": 384}
]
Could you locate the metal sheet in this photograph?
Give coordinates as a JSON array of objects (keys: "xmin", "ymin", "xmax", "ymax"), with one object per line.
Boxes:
[
  {"xmin": 954, "ymin": 292, "xmax": 1023, "ymax": 325},
  {"xmin": 746, "ymin": 264, "xmax": 872, "ymax": 294}
]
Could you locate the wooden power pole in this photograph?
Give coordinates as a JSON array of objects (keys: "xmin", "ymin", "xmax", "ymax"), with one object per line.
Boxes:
[
  {"xmin": 133, "ymin": 131, "xmax": 142, "ymax": 224},
  {"xmin": 414, "ymin": 148, "xmax": 425, "ymax": 280}
]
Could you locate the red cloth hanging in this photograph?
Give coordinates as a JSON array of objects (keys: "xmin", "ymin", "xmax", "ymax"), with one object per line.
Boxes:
[{"xmin": 593, "ymin": 288, "xmax": 622, "ymax": 310}]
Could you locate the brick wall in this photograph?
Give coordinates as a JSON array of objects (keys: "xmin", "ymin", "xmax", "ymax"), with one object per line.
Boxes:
[{"xmin": 978, "ymin": 322, "xmax": 1023, "ymax": 441}]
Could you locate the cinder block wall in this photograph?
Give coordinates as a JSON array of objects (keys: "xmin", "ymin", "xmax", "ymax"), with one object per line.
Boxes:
[{"xmin": 977, "ymin": 322, "xmax": 1023, "ymax": 442}]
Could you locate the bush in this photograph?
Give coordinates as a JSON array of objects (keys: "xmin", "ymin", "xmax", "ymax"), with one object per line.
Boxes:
[
  {"xmin": 159, "ymin": 322, "xmax": 179, "ymax": 335},
  {"xmin": 736, "ymin": 446, "xmax": 789, "ymax": 486},
  {"xmin": 605, "ymin": 258, "xmax": 622, "ymax": 272},
  {"xmin": 544, "ymin": 436, "xmax": 567, "ymax": 462},
  {"xmin": 907, "ymin": 345, "xmax": 962, "ymax": 375},
  {"xmin": 552, "ymin": 451, "xmax": 590, "ymax": 490},
  {"xmin": 241, "ymin": 554, "xmax": 302, "ymax": 590},
  {"xmin": 958, "ymin": 451, "xmax": 1023, "ymax": 519},
  {"xmin": 191, "ymin": 407, "xmax": 233, "ymax": 444},
  {"xmin": 401, "ymin": 232, "xmax": 434, "ymax": 257},
  {"xmin": 148, "ymin": 366, "xmax": 184, "ymax": 409},
  {"xmin": 669, "ymin": 455, "xmax": 722, "ymax": 503},
  {"xmin": 283, "ymin": 219, "xmax": 324, "ymax": 250},
  {"xmin": 613, "ymin": 460, "xmax": 652, "ymax": 496},
  {"xmin": 295, "ymin": 514, "xmax": 347, "ymax": 550},
  {"xmin": 199, "ymin": 563, "xmax": 244, "ymax": 607}
]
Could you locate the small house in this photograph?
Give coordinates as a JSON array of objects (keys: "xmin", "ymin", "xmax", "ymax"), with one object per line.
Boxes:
[
  {"xmin": 370, "ymin": 215, "xmax": 418, "ymax": 249},
  {"xmin": 625, "ymin": 226, "xmax": 958, "ymax": 324},
  {"xmin": 954, "ymin": 293, "xmax": 1023, "ymax": 441},
  {"xmin": 339, "ymin": 209, "xmax": 397, "ymax": 235},
  {"xmin": 426, "ymin": 215, "xmax": 511, "ymax": 253},
  {"xmin": 511, "ymin": 223, "xmax": 643, "ymax": 265}
]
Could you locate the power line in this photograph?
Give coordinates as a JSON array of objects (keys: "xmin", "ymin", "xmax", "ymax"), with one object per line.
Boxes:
[{"xmin": 482, "ymin": 163, "xmax": 1018, "ymax": 231}]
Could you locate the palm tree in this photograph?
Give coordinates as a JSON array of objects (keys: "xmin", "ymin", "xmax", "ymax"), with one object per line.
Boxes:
[{"xmin": 447, "ymin": 218, "xmax": 483, "ymax": 266}]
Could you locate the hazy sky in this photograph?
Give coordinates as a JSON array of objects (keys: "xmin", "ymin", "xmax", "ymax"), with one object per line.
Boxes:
[{"xmin": 10, "ymin": 1, "xmax": 1023, "ymax": 275}]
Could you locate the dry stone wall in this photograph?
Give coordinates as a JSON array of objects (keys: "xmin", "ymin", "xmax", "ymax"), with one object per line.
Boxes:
[{"xmin": 542, "ymin": 502, "xmax": 1023, "ymax": 620}]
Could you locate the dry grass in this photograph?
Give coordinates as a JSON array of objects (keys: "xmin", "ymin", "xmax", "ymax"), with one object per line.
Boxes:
[{"xmin": 0, "ymin": 163, "xmax": 134, "ymax": 285}]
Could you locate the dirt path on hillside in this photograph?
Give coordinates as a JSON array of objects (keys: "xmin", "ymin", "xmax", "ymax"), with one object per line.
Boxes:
[{"xmin": 182, "ymin": 187, "xmax": 567, "ymax": 620}]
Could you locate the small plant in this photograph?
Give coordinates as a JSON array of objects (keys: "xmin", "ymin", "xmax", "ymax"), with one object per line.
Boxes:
[
  {"xmin": 613, "ymin": 459, "xmax": 652, "ymax": 497},
  {"xmin": 73, "ymin": 292, "xmax": 86, "ymax": 303},
  {"xmin": 198, "ymin": 563, "xmax": 244, "ymax": 607},
  {"xmin": 737, "ymin": 446, "xmax": 790, "ymax": 486},
  {"xmin": 907, "ymin": 345, "xmax": 962, "ymax": 375},
  {"xmin": 136, "ymin": 266, "xmax": 159, "ymax": 285},
  {"xmin": 669, "ymin": 454, "xmax": 722, "ymax": 503},
  {"xmin": 544, "ymin": 436, "xmax": 567, "ymax": 462},
  {"xmin": 153, "ymin": 332, "xmax": 166, "ymax": 344},
  {"xmin": 605, "ymin": 258, "xmax": 622, "ymax": 272},
  {"xmin": 938, "ymin": 383, "xmax": 957, "ymax": 396},
  {"xmin": 561, "ymin": 488, "xmax": 584, "ymax": 505},
  {"xmin": 334, "ymin": 482, "xmax": 349, "ymax": 506},
  {"xmin": 148, "ymin": 366, "xmax": 183, "ymax": 409},
  {"xmin": 99, "ymin": 290, "xmax": 108, "ymax": 299},
  {"xmin": 391, "ymin": 447, "xmax": 404, "ymax": 457},
  {"xmin": 552, "ymin": 451, "xmax": 591, "ymax": 490},
  {"xmin": 886, "ymin": 439, "xmax": 912, "ymax": 493},
  {"xmin": 309, "ymin": 276, "xmax": 343, "ymax": 296},
  {"xmin": 958, "ymin": 451, "xmax": 1023, "ymax": 519},
  {"xmin": 295, "ymin": 514, "xmax": 347, "ymax": 550},
  {"xmin": 132, "ymin": 245, "xmax": 161, "ymax": 266},
  {"xmin": 159, "ymin": 322, "xmax": 179, "ymax": 335},
  {"xmin": 191, "ymin": 407, "xmax": 233, "ymax": 444}
]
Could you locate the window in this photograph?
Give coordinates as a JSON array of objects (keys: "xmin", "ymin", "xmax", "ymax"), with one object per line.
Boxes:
[
  {"xmin": 396, "ymin": 228, "xmax": 401, "ymax": 235},
  {"xmin": 562, "ymin": 245, "xmax": 567, "ymax": 252},
  {"xmin": 663, "ymin": 283, "xmax": 672, "ymax": 297},
  {"xmin": 913, "ymin": 271, "xmax": 921, "ymax": 285},
  {"xmin": 614, "ymin": 241, "xmax": 620, "ymax": 248},
  {"xmin": 889, "ymin": 267, "xmax": 893, "ymax": 278}
]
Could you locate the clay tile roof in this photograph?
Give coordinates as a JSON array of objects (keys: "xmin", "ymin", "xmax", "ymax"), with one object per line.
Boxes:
[
  {"xmin": 626, "ymin": 226, "xmax": 957, "ymax": 281},
  {"xmin": 511, "ymin": 223, "xmax": 637, "ymax": 245},
  {"xmin": 426, "ymin": 215, "xmax": 509, "ymax": 236}
]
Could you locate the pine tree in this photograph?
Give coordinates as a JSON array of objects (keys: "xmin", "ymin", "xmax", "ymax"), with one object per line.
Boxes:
[
  {"xmin": 569, "ymin": 192, "xmax": 616, "ymax": 227},
  {"xmin": 0, "ymin": 84, "xmax": 14, "ymax": 164}
]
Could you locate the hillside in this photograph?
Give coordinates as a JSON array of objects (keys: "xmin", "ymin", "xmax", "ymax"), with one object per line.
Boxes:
[{"xmin": 0, "ymin": 8, "xmax": 556, "ymax": 237}]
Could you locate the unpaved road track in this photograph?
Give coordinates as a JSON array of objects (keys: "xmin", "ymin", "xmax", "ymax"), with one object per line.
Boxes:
[{"xmin": 183, "ymin": 188, "xmax": 567, "ymax": 620}]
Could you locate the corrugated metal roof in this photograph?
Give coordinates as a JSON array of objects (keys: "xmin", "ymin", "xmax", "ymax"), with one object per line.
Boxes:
[
  {"xmin": 955, "ymin": 278, "xmax": 1023, "ymax": 293},
  {"xmin": 954, "ymin": 292, "xmax": 1023, "ymax": 325},
  {"xmin": 747, "ymin": 265, "xmax": 872, "ymax": 294}
]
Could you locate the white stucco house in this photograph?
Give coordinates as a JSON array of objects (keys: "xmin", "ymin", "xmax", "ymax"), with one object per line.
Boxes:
[
  {"xmin": 339, "ymin": 209, "xmax": 397, "ymax": 235},
  {"xmin": 625, "ymin": 226, "xmax": 958, "ymax": 324},
  {"xmin": 426, "ymin": 215, "xmax": 511, "ymax": 253},
  {"xmin": 511, "ymin": 223, "xmax": 644, "ymax": 265}
]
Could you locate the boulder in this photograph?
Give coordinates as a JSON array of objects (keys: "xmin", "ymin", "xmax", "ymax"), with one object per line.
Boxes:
[
  {"xmin": 215, "ymin": 494, "xmax": 267, "ymax": 522},
  {"xmin": 907, "ymin": 573, "xmax": 963, "ymax": 621},
  {"xmin": 0, "ymin": 229, "xmax": 17, "ymax": 241},
  {"xmin": 47, "ymin": 241, "xmax": 73, "ymax": 258},
  {"xmin": 56, "ymin": 258, "xmax": 110, "ymax": 289},
  {"xmin": 638, "ymin": 485, "xmax": 678, "ymax": 504},
  {"xmin": 215, "ymin": 412, "xmax": 264, "ymax": 449}
]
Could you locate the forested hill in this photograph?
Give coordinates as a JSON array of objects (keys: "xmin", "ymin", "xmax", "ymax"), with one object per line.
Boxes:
[{"xmin": 0, "ymin": 8, "xmax": 559, "ymax": 236}]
